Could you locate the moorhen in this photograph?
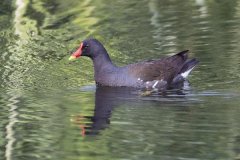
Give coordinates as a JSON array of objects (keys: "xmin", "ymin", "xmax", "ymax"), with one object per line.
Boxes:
[{"xmin": 69, "ymin": 39, "xmax": 199, "ymax": 90}]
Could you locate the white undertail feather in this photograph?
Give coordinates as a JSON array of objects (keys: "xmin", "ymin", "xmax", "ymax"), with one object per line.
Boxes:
[{"xmin": 181, "ymin": 66, "xmax": 196, "ymax": 79}]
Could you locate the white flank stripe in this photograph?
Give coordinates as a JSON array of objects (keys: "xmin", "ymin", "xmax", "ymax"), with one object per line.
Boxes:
[{"xmin": 152, "ymin": 81, "xmax": 159, "ymax": 88}]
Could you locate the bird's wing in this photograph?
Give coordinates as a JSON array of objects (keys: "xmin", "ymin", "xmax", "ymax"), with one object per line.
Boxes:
[{"xmin": 127, "ymin": 50, "xmax": 189, "ymax": 83}]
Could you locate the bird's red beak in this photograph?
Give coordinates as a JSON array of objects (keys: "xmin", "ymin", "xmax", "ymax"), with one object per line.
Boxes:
[{"xmin": 69, "ymin": 43, "xmax": 83, "ymax": 61}]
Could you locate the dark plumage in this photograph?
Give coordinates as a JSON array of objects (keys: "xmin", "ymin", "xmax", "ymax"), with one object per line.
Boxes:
[{"xmin": 69, "ymin": 39, "xmax": 199, "ymax": 90}]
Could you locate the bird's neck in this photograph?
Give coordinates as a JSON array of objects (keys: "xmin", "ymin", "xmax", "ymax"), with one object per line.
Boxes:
[{"xmin": 92, "ymin": 51, "xmax": 117, "ymax": 74}]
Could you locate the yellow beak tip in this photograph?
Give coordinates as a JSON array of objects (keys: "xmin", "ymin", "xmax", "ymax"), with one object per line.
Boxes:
[{"xmin": 69, "ymin": 56, "xmax": 76, "ymax": 61}]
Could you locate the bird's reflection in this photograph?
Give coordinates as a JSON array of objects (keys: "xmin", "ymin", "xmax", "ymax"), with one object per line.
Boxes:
[
  {"xmin": 72, "ymin": 87, "xmax": 139, "ymax": 136},
  {"xmin": 72, "ymin": 86, "xmax": 189, "ymax": 136}
]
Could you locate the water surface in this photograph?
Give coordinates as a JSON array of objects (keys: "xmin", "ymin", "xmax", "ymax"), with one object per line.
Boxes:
[{"xmin": 1, "ymin": 0, "xmax": 240, "ymax": 159}]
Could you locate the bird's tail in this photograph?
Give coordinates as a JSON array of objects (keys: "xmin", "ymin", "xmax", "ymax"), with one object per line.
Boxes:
[
  {"xmin": 170, "ymin": 58, "xmax": 199, "ymax": 88},
  {"xmin": 180, "ymin": 58, "xmax": 199, "ymax": 78}
]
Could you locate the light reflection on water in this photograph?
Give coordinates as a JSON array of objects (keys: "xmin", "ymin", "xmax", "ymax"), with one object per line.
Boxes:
[{"xmin": 1, "ymin": 0, "xmax": 240, "ymax": 159}]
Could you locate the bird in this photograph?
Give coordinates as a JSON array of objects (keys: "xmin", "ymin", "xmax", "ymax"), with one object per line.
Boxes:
[{"xmin": 69, "ymin": 38, "xmax": 199, "ymax": 90}]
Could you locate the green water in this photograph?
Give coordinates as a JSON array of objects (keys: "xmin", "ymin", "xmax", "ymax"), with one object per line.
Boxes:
[{"xmin": 1, "ymin": 0, "xmax": 240, "ymax": 159}]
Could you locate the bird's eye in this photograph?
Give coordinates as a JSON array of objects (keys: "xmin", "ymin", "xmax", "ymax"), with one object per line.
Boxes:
[{"xmin": 84, "ymin": 45, "xmax": 89, "ymax": 49}]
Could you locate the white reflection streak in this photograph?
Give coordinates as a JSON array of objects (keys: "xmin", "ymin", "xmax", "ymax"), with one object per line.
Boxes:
[
  {"xmin": 195, "ymin": 0, "xmax": 208, "ymax": 18},
  {"xmin": 14, "ymin": 0, "xmax": 25, "ymax": 36},
  {"xmin": 148, "ymin": 0, "xmax": 162, "ymax": 41},
  {"xmin": 148, "ymin": 0, "xmax": 177, "ymax": 53},
  {"xmin": 5, "ymin": 95, "xmax": 19, "ymax": 160},
  {"xmin": 6, "ymin": 1, "xmax": 23, "ymax": 159}
]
